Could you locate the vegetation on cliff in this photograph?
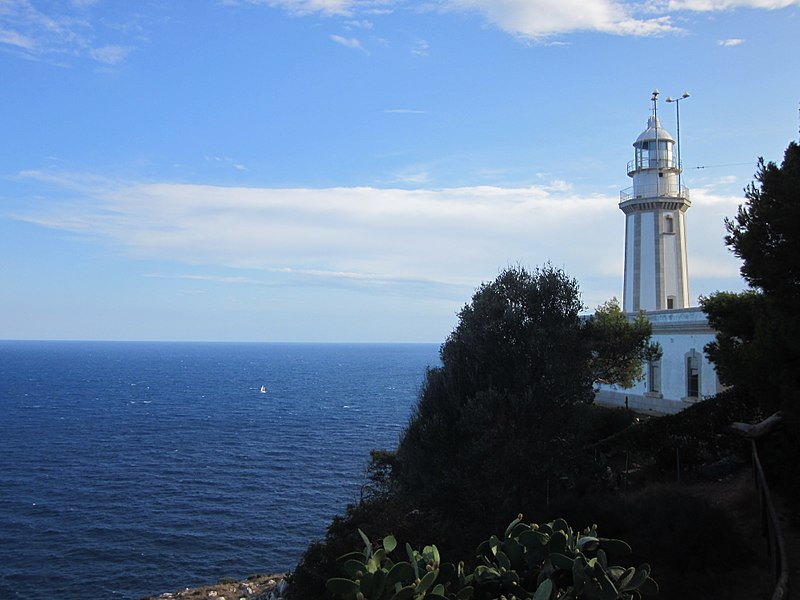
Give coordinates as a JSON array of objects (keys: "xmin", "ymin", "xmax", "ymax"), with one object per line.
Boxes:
[
  {"xmin": 326, "ymin": 518, "xmax": 658, "ymax": 600},
  {"xmin": 701, "ymin": 139, "xmax": 800, "ymax": 498},
  {"xmin": 290, "ymin": 139, "xmax": 800, "ymax": 599},
  {"xmin": 288, "ymin": 265, "xmax": 663, "ymax": 599}
]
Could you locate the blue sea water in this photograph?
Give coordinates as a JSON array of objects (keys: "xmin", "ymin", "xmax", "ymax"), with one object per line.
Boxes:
[{"xmin": 0, "ymin": 341, "xmax": 439, "ymax": 599}]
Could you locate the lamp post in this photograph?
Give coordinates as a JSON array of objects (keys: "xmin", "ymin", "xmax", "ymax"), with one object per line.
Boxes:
[
  {"xmin": 652, "ymin": 89, "xmax": 660, "ymax": 195},
  {"xmin": 666, "ymin": 92, "xmax": 690, "ymax": 198}
]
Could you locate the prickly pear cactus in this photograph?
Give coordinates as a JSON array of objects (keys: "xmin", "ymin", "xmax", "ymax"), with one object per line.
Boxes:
[
  {"xmin": 326, "ymin": 529, "xmax": 470, "ymax": 600},
  {"xmin": 326, "ymin": 517, "xmax": 657, "ymax": 600},
  {"xmin": 471, "ymin": 515, "xmax": 658, "ymax": 600}
]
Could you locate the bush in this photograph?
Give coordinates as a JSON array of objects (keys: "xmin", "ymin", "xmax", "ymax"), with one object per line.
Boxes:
[{"xmin": 595, "ymin": 387, "xmax": 763, "ymax": 478}]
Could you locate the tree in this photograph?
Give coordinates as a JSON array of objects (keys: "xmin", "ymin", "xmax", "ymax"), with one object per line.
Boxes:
[
  {"xmin": 394, "ymin": 266, "xmax": 656, "ymax": 529},
  {"xmin": 289, "ymin": 266, "xmax": 659, "ymax": 599},
  {"xmin": 585, "ymin": 298, "xmax": 661, "ymax": 389},
  {"xmin": 701, "ymin": 139, "xmax": 800, "ymax": 499},
  {"xmin": 702, "ymin": 141, "xmax": 800, "ymax": 406},
  {"xmin": 438, "ymin": 264, "xmax": 591, "ymax": 405},
  {"xmin": 724, "ymin": 142, "xmax": 800, "ymax": 302},
  {"xmin": 700, "ymin": 291, "xmax": 766, "ymax": 392}
]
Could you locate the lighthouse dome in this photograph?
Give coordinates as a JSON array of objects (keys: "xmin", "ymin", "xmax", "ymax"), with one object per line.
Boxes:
[{"xmin": 635, "ymin": 115, "xmax": 675, "ymax": 145}]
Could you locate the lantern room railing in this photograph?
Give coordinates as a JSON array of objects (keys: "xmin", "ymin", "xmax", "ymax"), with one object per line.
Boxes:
[{"xmin": 627, "ymin": 158, "xmax": 679, "ymax": 176}]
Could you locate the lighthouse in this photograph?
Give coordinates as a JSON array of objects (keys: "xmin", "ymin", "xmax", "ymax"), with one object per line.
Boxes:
[
  {"xmin": 620, "ymin": 89, "xmax": 691, "ymax": 312},
  {"xmin": 596, "ymin": 90, "xmax": 724, "ymax": 414}
]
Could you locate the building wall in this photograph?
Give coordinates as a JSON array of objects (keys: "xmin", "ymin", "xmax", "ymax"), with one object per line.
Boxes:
[
  {"xmin": 662, "ymin": 216, "xmax": 679, "ymax": 305},
  {"xmin": 640, "ymin": 212, "xmax": 657, "ymax": 309},
  {"xmin": 678, "ymin": 211, "xmax": 690, "ymax": 306},
  {"xmin": 624, "ymin": 211, "xmax": 662, "ymax": 311},
  {"xmin": 595, "ymin": 307, "xmax": 721, "ymax": 414},
  {"xmin": 623, "ymin": 215, "xmax": 635, "ymax": 311}
]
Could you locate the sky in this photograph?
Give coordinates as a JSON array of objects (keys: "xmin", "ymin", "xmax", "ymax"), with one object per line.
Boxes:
[{"xmin": 1, "ymin": 0, "xmax": 798, "ymax": 343}]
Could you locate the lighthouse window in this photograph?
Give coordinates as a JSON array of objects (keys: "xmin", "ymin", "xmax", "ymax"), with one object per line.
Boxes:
[
  {"xmin": 636, "ymin": 146, "xmax": 649, "ymax": 169},
  {"xmin": 686, "ymin": 351, "xmax": 700, "ymax": 398},
  {"xmin": 665, "ymin": 215, "xmax": 674, "ymax": 233},
  {"xmin": 647, "ymin": 358, "xmax": 661, "ymax": 394}
]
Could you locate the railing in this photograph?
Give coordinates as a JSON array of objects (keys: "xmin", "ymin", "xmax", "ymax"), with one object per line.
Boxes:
[
  {"xmin": 750, "ymin": 438, "xmax": 790, "ymax": 600},
  {"xmin": 619, "ymin": 184, "xmax": 690, "ymax": 203},
  {"xmin": 627, "ymin": 158, "xmax": 677, "ymax": 175}
]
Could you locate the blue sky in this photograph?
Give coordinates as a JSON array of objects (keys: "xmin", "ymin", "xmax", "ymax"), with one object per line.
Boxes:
[{"xmin": 1, "ymin": 0, "xmax": 798, "ymax": 342}]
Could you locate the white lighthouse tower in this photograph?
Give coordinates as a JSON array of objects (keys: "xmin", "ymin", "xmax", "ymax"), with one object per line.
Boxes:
[{"xmin": 620, "ymin": 89, "xmax": 691, "ymax": 312}]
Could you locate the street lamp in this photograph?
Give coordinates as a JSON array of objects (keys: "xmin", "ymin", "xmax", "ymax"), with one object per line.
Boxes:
[
  {"xmin": 652, "ymin": 89, "xmax": 660, "ymax": 194},
  {"xmin": 666, "ymin": 92, "xmax": 690, "ymax": 198}
]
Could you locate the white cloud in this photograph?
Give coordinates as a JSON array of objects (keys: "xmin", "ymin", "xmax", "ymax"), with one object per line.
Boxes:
[
  {"xmin": 384, "ymin": 108, "xmax": 426, "ymax": 113},
  {"xmin": 228, "ymin": 0, "xmax": 369, "ymax": 17},
  {"xmin": 249, "ymin": 0, "xmax": 677, "ymax": 38},
  {"xmin": 412, "ymin": 39, "xmax": 429, "ymax": 55},
  {"xmin": 0, "ymin": 0, "xmax": 139, "ymax": 65},
  {"xmin": 11, "ymin": 175, "xmax": 746, "ymax": 309},
  {"xmin": 383, "ymin": 163, "xmax": 433, "ymax": 184},
  {"xmin": 205, "ymin": 155, "xmax": 249, "ymax": 171},
  {"xmin": 330, "ymin": 33, "xmax": 364, "ymax": 49},
  {"xmin": 346, "ymin": 18, "xmax": 374, "ymax": 28},
  {"xmin": 229, "ymin": 0, "xmax": 799, "ymax": 40},
  {"xmin": 443, "ymin": 0, "xmax": 679, "ymax": 38},
  {"xmin": 0, "ymin": 27, "xmax": 35, "ymax": 50},
  {"xmin": 145, "ymin": 273, "xmax": 258, "ymax": 285},
  {"xmin": 89, "ymin": 44, "xmax": 132, "ymax": 64},
  {"xmin": 717, "ymin": 37, "xmax": 745, "ymax": 45},
  {"xmin": 667, "ymin": 0, "xmax": 799, "ymax": 9},
  {"xmin": 12, "ymin": 176, "xmax": 610, "ymax": 285}
]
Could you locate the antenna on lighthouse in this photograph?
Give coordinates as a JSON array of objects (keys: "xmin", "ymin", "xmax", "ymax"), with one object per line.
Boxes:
[{"xmin": 651, "ymin": 89, "xmax": 660, "ymax": 128}]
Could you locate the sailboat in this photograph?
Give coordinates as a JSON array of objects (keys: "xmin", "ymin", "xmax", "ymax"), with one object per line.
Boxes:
[{"xmin": 259, "ymin": 385, "xmax": 267, "ymax": 394}]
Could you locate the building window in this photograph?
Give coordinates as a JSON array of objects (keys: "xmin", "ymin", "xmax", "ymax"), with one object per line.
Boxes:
[
  {"xmin": 667, "ymin": 296, "xmax": 675, "ymax": 309},
  {"xmin": 686, "ymin": 350, "xmax": 700, "ymax": 398},
  {"xmin": 647, "ymin": 358, "xmax": 661, "ymax": 395},
  {"xmin": 664, "ymin": 215, "xmax": 674, "ymax": 234}
]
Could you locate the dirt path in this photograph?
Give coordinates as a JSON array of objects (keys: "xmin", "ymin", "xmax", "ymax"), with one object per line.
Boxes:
[
  {"xmin": 771, "ymin": 489, "xmax": 799, "ymax": 599},
  {"xmin": 688, "ymin": 466, "xmax": 796, "ymax": 600}
]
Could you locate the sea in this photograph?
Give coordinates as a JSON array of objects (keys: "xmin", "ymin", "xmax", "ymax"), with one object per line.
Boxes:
[{"xmin": 0, "ymin": 341, "xmax": 440, "ymax": 599}]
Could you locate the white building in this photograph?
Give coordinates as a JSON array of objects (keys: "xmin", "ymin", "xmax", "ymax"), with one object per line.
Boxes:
[{"xmin": 595, "ymin": 91, "xmax": 722, "ymax": 415}]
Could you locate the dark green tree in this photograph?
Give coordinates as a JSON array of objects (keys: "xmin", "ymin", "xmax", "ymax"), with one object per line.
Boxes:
[
  {"xmin": 438, "ymin": 264, "xmax": 591, "ymax": 404},
  {"xmin": 701, "ymin": 139, "xmax": 800, "ymax": 499},
  {"xmin": 585, "ymin": 298, "xmax": 661, "ymax": 389},
  {"xmin": 290, "ymin": 266, "xmax": 658, "ymax": 599},
  {"xmin": 701, "ymin": 141, "xmax": 800, "ymax": 406},
  {"xmin": 394, "ymin": 266, "xmax": 656, "ymax": 532},
  {"xmin": 724, "ymin": 142, "xmax": 800, "ymax": 302}
]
